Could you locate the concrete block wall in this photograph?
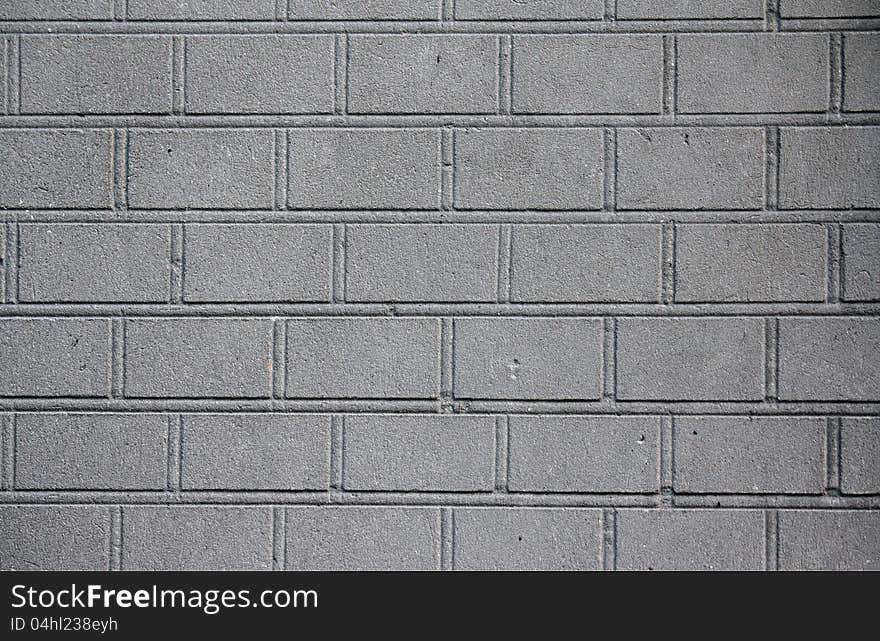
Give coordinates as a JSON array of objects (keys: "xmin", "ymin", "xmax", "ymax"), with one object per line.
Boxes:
[{"xmin": 0, "ymin": 1, "xmax": 878, "ymax": 571}]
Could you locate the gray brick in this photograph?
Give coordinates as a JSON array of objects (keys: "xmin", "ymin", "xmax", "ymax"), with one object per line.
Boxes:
[
  {"xmin": 778, "ymin": 318, "xmax": 880, "ymax": 401},
  {"xmin": 349, "ymin": 35, "xmax": 497, "ymax": 114},
  {"xmin": 778, "ymin": 511, "xmax": 880, "ymax": 571},
  {"xmin": 122, "ymin": 506, "xmax": 273, "ymax": 571},
  {"xmin": 617, "ymin": 127, "xmax": 764, "ymax": 210},
  {"xmin": 15, "ymin": 413, "xmax": 167, "ymax": 490},
  {"xmin": 617, "ymin": 317, "xmax": 764, "ymax": 401},
  {"xmin": 289, "ymin": 1, "xmax": 438, "ymax": 19},
  {"xmin": 454, "ymin": 128, "xmax": 604, "ymax": 210},
  {"xmin": 0, "ymin": 319, "xmax": 108, "ymax": 397},
  {"xmin": 510, "ymin": 224, "xmax": 661, "ymax": 303},
  {"xmin": 181, "ymin": 414, "xmax": 329, "ymax": 490},
  {"xmin": 186, "ymin": 36, "xmax": 334, "ymax": 114},
  {"xmin": 617, "ymin": 1, "xmax": 763, "ymax": 19},
  {"xmin": 678, "ymin": 34, "xmax": 827, "ymax": 114},
  {"xmin": 508, "ymin": 416, "xmax": 660, "ymax": 493},
  {"xmin": 0, "ymin": 1, "xmax": 113, "ymax": 19},
  {"xmin": 127, "ymin": 0, "xmax": 275, "ymax": 20},
  {"xmin": 453, "ymin": 318, "xmax": 603, "ymax": 400},
  {"xmin": 19, "ymin": 223, "xmax": 170, "ymax": 303},
  {"xmin": 285, "ymin": 507, "xmax": 438, "ymax": 570},
  {"xmin": 183, "ymin": 224, "xmax": 331, "ymax": 303},
  {"xmin": 288, "ymin": 129, "xmax": 439, "ymax": 209},
  {"xmin": 779, "ymin": 127, "xmax": 880, "ymax": 209},
  {"xmin": 345, "ymin": 224, "xmax": 498, "ymax": 302},
  {"xmin": 21, "ymin": 36, "xmax": 172, "ymax": 114},
  {"xmin": 513, "ymin": 35, "xmax": 662, "ymax": 114},
  {"xmin": 843, "ymin": 224, "xmax": 880, "ymax": 301},
  {"xmin": 455, "ymin": 0, "xmax": 603, "ymax": 19},
  {"xmin": 616, "ymin": 509, "xmax": 764, "ymax": 571},
  {"xmin": 286, "ymin": 318, "xmax": 439, "ymax": 398},
  {"xmin": 343, "ymin": 415, "xmax": 495, "ymax": 491},
  {"xmin": 124, "ymin": 319, "xmax": 273, "ymax": 398},
  {"xmin": 453, "ymin": 508, "xmax": 601, "ymax": 571},
  {"xmin": 840, "ymin": 418, "xmax": 880, "ymax": 495},
  {"xmin": 675, "ymin": 223, "xmax": 826, "ymax": 303},
  {"xmin": 844, "ymin": 34, "xmax": 880, "ymax": 112},
  {"xmin": 780, "ymin": 1, "xmax": 880, "ymax": 18},
  {"xmin": 0, "ymin": 506, "xmax": 109, "ymax": 571},
  {"xmin": 0, "ymin": 129, "xmax": 112, "ymax": 208},
  {"xmin": 673, "ymin": 416, "xmax": 826, "ymax": 494},
  {"xmin": 127, "ymin": 129, "xmax": 275, "ymax": 209}
]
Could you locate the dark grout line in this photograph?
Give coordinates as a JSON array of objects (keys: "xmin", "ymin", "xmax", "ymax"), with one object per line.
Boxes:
[
  {"xmin": 2, "ymin": 304, "xmax": 880, "ymax": 318},
  {"xmin": 2, "ymin": 399, "xmax": 878, "ymax": 417}
]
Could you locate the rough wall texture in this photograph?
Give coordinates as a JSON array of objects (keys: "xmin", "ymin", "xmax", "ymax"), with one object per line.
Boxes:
[{"xmin": 0, "ymin": 1, "xmax": 879, "ymax": 571}]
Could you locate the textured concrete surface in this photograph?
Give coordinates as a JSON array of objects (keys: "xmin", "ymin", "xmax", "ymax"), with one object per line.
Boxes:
[{"xmin": 0, "ymin": 2, "xmax": 878, "ymax": 572}]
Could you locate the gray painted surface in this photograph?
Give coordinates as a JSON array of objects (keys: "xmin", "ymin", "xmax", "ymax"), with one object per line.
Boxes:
[{"xmin": 0, "ymin": 2, "xmax": 877, "ymax": 572}]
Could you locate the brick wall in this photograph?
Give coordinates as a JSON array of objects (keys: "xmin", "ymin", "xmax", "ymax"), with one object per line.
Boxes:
[{"xmin": 0, "ymin": 1, "xmax": 878, "ymax": 571}]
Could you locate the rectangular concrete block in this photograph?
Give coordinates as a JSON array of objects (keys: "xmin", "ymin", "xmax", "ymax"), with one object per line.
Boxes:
[
  {"xmin": 127, "ymin": 0, "xmax": 275, "ymax": 20},
  {"xmin": 15, "ymin": 413, "xmax": 167, "ymax": 489},
  {"xmin": 285, "ymin": 507, "xmax": 439, "ymax": 570},
  {"xmin": 512, "ymin": 35, "xmax": 662, "ymax": 114},
  {"xmin": 0, "ymin": 506, "xmax": 109, "ymax": 571},
  {"xmin": 675, "ymin": 223, "xmax": 826, "ymax": 302},
  {"xmin": 181, "ymin": 414, "xmax": 330, "ymax": 490},
  {"xmin": 779, "ymin": 127, "xmax": 880, "ymax": 209},
  {"xmin": 616, "ymin": 317, "xmax": 764, "ymax": 401},
  {"xmin": 616, "ymin": 509, "xmax": 764, "ymax": 571},
  {"xmin": 454, "ymin": 128, "xmax": 604, "ymax": 210},
  {"xmin": 453, "ymin": 508, "xmax": 601, "ymax": 571},
  {"xmin": 617, "ymin": 127, "xmax": 764, "ymax": 210},
  {"xmin": 21, "ymin": 35, "xmax": 172, "ymax": 114},
  {"xmin": 349, "ymin": 35, "xmax": 497, "ymax": 114},
  {"xmin": 778, "ymin": 511, "xmax": 880, "ymax": 571},
  {"xmin": 778, "ymin": 318, "xmax": 880, "ymax": 401},
  {"xmin": 678, "ymin": 34, "xmax": 827, "ymax": 113},
  {"xmin": 840, "ymin": 418, "xmax": 880, "ymax": 495},
  {"xmin": 19, "ymin": 223, "xmax": 171, "ymax": 303},
  {"xmin": 286, "ymin": 318, "xmax": 439, "ymax": 398},
  {"xmin": 288, "ymin": 128, "xmax": 439, "ymax": 209},
  {"xmin": 455, "ymin": 1, "xmax": 603, "ymax": 19},
  {"xmin": 780, "ymin": 1, "xmax": 880, "ymax": 18},
  {"xmin": 0, "ymin": 319, "xmax": 109, "ymax": 397},
  {"xmin": 673, "ymin": 416, "xmax": 826, "ymax": 494},
  {"xmin": 128, "ymin": 129, "xmax": 275, "ymax": 209},
  {"xmin": 345, "ymin": 224, "xmax": 498, "ymax": 302},
  {"xmin": 508, "ymin": 416, "xmax": 660, "ymax": 493},
  {"xmin": 186, "ymin": 36, "xmax": 334, "ymax": 114},
  {"xmin": 843, "ymin": 34, "xmax": 880, "ymax": 111},
  {"xmin": 122, "ymin": 506, "xmax": 273, "ymax": 571},
  {"xmin": 183, "ymin": 224, "xmax": 332, "ymax": 303},
  {"xmin": 0, "ymin": 129, "xmax": 112, "ymax": 208},
  {"xmin": 453, "ymin": 318, "xmax": 603, "ymax": 400},
  {"xmin": 842, "ymin": 224, "xmax": 880, "ymax": 301},
  {"xmin": 124, "ymin": 319, "xmax": 273, "ymax": 398},
  {"xmin": 343, "ymin": 415, "xmax": 495, "ymax": 491},
  {"xmin": 289, "ymin": 1, "xmax": 438, "ymax": 19},
  {"xmin": 617, "ymin": 1, "xmax": 763, "ymax": 19},
  {"xmin": 510, "ymin": 224, "xmax": 662, "ymax": 303},
  {"xmin": 0, "ymin": 1, "xmax": 113, "ymax": 19}
]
